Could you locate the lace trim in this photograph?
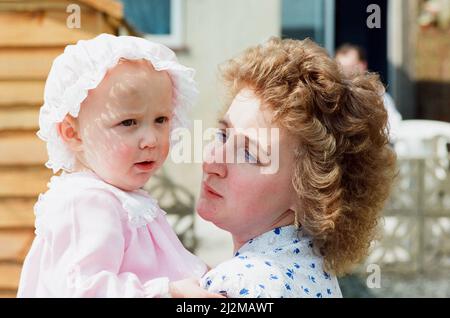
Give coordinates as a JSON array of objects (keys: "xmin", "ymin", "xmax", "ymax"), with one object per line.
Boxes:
[{"xmin": 121, "ymin": 192, "xmax": 166, "ymax": 228}]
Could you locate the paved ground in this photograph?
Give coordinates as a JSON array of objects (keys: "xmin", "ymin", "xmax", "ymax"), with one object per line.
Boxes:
[{"xmin": 339, "ymin": 272, "xmax": 450, "ymax": 298}]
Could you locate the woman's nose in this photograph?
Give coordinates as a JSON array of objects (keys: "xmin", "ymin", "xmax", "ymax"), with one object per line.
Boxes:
[{"xmin": 202, "ymin": 141, "xmax": 227, "ymax": 178}]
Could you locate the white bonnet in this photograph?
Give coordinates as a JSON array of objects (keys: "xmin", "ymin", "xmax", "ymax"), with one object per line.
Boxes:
[{"xmin": 38, "ymin": 33, "xmax": 197, "ymax": 173}]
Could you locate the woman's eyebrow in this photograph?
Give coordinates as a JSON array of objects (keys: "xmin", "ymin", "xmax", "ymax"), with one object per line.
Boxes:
[{"xmin": 218, "ymin": 119, "xmax": 230, "ymax": 127}]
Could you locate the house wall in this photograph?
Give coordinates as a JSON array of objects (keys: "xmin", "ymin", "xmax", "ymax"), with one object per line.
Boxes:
[
  {"xmin": 388, "ymin": 0, "xmax": 419, "ymax": 119},
  {"xmin": 389, "ymin": 0, "xmax": 450, "ymax": 121}
]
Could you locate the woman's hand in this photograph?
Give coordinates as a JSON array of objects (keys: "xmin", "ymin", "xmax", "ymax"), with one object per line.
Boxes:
[{"xmin": 169, "ymin": 277, "xmax": 225, "ymax": 298}]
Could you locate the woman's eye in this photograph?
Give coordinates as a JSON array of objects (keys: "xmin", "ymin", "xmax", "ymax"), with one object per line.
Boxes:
[
  {"xmin": 155, "ymin": 116, "xmax": 168, "ymax": 124},
  {"xmin": 244, "ymin": 148, "xmax": 258, "ymax": 164},
  {"xmin": 215, "ymin": 129, "xmax": 228, "ymax": 143},
  {"xmin": 121, "ymin": 119, "xmax": 137, "ymax": 127}
]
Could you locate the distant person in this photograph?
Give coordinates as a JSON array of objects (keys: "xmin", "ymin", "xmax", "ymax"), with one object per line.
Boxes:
[{"xmin": 335, "ymin": 44, "xmax": 402, "ymax": 142}]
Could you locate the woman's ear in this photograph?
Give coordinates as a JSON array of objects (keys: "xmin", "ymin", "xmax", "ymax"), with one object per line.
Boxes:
[{"xmin": 57, "ymin": 115, "xmax": 82, "ymax": 152}]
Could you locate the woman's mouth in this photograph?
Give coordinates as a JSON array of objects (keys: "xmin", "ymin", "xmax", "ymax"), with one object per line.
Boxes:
[
  {"xmin": 202, "ymin": 182, "xmax": 223, "ymax": 199},
  {"xmin": 134, "ymin": 161, "xmax": 156, "ymax": 171}
]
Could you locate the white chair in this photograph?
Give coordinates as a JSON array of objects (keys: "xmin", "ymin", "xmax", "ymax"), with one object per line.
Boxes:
[
  {"xmin": 380, "ymin": 120, "xmax": 450, "ymax": 272},
  {"xmin": 394, "ymin": 120, "xmax": 450, "ymax": 159}
]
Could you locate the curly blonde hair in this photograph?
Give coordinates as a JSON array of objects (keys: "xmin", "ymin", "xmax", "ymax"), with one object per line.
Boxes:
[{"xmin": 220, "ymin": 37, "xmax": 397, "ymax": 275}]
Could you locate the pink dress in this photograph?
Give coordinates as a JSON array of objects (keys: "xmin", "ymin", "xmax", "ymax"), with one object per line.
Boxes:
[{"xmin": 17, "ymin": 171, "xmax": 207, "ymax": 297}]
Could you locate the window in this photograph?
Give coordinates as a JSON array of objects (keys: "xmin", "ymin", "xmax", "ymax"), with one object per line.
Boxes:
[
  {"xmin": 120, "ymin": 0, "xmax": 185, "ymax": 49},
  {"xmin": 282, "ymin": 0, "xmax": 335, "ymax": 55}
]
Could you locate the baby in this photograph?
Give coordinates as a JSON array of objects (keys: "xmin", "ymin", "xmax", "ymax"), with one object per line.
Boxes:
[{"xmin": 17, "ymin": 34, "xmax": 219, "ymax": 298}]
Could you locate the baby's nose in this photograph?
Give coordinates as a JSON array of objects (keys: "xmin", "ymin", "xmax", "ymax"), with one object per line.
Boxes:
[{"xmin": 139, "ymin": 131, "xmax": 158, "ymax": 149}]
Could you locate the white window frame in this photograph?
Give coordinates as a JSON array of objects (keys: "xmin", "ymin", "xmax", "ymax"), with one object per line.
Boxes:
[
  {"xmin": 281, "ymin": 0, "xmax": 335, "ymax": 55},
  {"xmin": 120, "ymin": 0, "xmax": 185, "ymax": 50},
  {"xmin": 324, "ymin": 0, "xmax": 335, "ymax": 56}
]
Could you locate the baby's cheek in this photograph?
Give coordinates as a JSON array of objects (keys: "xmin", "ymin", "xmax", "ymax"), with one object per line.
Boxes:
[
  {"xmin": 118, "ymin": 143, "xmax": 135, "ymax": 160},
  {"xmin": 106, "ymin": 142, "xmax": 135, "ymax": 169},
  {"xmin": 160, "ymin": 140, "xmax": 170, "ymax": 161}
]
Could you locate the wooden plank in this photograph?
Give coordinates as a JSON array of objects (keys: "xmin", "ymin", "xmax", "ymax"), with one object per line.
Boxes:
[
  {"xmin": 78, "ymin": 0, "xmax": 123, "ymax": 20},
  {"xmin": 0, "ymin": 0, "xmax": 73, "ymax": 11},
  {"xmin": 0, "ymin": 263, "xmax": 22, "ymax": 290},
  {"xmin": 0, "ymin": 47, "xmax": 63, "ymax": 80},
  {"xmin": 0, "ymin": 107, "xmax": 40, "ymax": 130},
  {"xmin": 0, "ymin": 0, "xmax": 122, "ymax": 19},
  {"xmin": 0, "ymin": 81, "xmax": 44, "ymax": 107},
  {"xmin": 0, "ymin": 291, "xmax": 17, "ymax": 298},
  {"xmin": 0, "ymin": 10, "xmax": 112, "ymax": 47},
  {"xmin": 0, "ymin": 132, "xmax": 47, "ymax": 165},
  {"xmin": 0, "ymin": 167, "xmax": 52, "ymax": 197},
  {"xmin": 0, "ymin": 198, "xmax": 36, "ymax": 229},
  {"xmin": 0, "ymin": 229, "xmax": 34, "ymax": 262}
]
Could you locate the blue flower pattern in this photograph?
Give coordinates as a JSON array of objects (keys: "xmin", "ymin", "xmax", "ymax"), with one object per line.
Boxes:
[
  {"xmin": 239, "ymin": 288, "xmax": 249, "ymax": 296},
  {"xmin": 200, "ymin": 225, "xmax": 342, "ymax": 298},
  {"xmin": 286, "ymin": 268, "xmax": 294, "ymax": 279}
]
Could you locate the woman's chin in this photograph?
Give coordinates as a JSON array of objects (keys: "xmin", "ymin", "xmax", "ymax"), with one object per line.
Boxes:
[
  {"xmin": 196, "ymin": 202, "xmax": 234, "ymax": 233},
  {"xmin": 196, "ymin": 200, "xmax": 217, "ymax": 222}
]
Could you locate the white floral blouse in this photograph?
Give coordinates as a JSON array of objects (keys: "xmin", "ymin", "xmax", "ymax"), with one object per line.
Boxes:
[{"xmin": 201, "ymin": 225, "xmax": 342, "ymax": 298}]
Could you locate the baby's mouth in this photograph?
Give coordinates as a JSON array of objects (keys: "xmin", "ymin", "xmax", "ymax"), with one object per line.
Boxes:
[{"xmin": 134, "ymin": 161, "xmax": 156, "ymax": 171}]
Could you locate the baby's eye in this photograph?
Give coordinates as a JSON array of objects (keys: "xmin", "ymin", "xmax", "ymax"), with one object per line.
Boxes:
[
  {"xmin": 120, "ymin": 119, "xmax": 137, "ymax": 127},
  {"xmin": 155, "ymin": 116, "xmax": 169, "ymax": 124}
]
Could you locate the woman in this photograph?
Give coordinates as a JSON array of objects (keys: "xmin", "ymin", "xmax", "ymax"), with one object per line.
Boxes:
[{"xmin": 196, "ymin": 37, "xmax": 396, "ymax": 298}]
